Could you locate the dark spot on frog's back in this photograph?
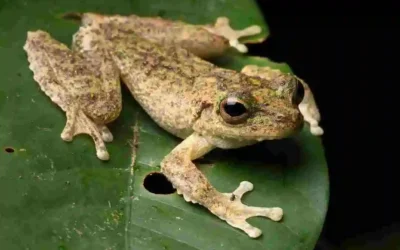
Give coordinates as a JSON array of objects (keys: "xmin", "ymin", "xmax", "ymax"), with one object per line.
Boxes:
[
  {"xmin": 89, "ymin": 40, "xmax": 98, "ymax": 48},
  {"xmin": 275, "ymin": 114, "xmax": 290, "ymax": 123},
  {"xmin": 92, "ymin": 28, "xmax": 101, "ymax": 35},
  {"xmin": 250, "ymin": 126, "xmax": 258, "ymax": 131}
]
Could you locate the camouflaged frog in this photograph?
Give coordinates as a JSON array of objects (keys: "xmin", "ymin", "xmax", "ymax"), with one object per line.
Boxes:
[{"xmin": 23, "ymin": 12, "xmax": 323, "ymax": 238}]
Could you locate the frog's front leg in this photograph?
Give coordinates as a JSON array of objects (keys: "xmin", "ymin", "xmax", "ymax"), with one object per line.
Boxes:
[
  {"xmin": 203, "ymin": 17, "xmax": 262, "ymax": 53},
  {"xmin": 23, "ymin": 30, "xmax": 119, "ymax": 160},
  {"xmin": 161, "ymin": 133, "xmax": 283, "ymax": 238},
  {"xmin": 241, "ymin": 65, "xmax": 324, "ymax": 136}
]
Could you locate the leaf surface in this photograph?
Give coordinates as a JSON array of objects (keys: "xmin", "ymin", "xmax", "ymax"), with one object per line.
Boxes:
[{"xmin": 0, "ymin": 0, "xmax": 328, "ymax": 249}]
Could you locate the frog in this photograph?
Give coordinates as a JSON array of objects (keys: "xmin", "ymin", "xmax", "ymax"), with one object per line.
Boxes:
[{"xmin": 23, "ymin": 12, "xmax": 323, "ymax": 238}]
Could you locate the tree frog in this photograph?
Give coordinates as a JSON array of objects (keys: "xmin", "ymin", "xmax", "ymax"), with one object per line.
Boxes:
[{"xmin": 23, "ymin": 12, "xmax": 323, "ymax": 238}]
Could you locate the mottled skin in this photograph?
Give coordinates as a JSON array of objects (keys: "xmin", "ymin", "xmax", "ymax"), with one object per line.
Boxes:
[
  {"xmin": 23, "ymin": 13, "xmax": 323, "ymax": 238},
  {"xmin": 23, "ymin": 22, "xmax": 121, "ymax": 160},
  {"xmin": 241, "ymin": 65, "xmax": 323, "ymax": 136},
  {"xmin": 65, "ymin": 12, "xmax": 261, "ymax": 58}
]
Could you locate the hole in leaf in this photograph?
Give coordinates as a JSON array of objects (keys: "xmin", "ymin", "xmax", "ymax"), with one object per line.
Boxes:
[
  {"xmin": 143, "ymin": 172, "xmax": 176, "ymax": 194},
  {"xmin": 4, "ymin": 147, "xmax": 14, "ymax": 153}
]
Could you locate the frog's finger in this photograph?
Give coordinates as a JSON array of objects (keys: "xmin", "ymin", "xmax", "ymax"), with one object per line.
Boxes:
[
  {"xmin": 203, "ymin": 16, "xmax": 262, "ymax": 53},
  {"xmin": 72, "ymin": 111, "xmax": 110, "ymax": 161},
  {"xmin": 226, "ymin": 219, "xmax": 262, "ymax": 238},
  {"xmin": 232, "ymin": 181, "xmax": 254, "ymax": 200},
  {"xmin": 243, "ymin": 206, "xmax": 283, "ymax": 221},
  {"xmin": 61, "ymin": 107, "xmax": 78, "ymax": 141},
  {"xmin": 98, "ymin": 125, "xmax": 113, "ymax": 142},
  {"xmin": 295, "ymin": 76, "xmax": 324, "ymax": 136}
]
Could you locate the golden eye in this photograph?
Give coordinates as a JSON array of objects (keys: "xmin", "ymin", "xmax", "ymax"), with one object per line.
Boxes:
[{"xmin": 219, "ymin": 97, "xmax": 250, "ymax": 124}]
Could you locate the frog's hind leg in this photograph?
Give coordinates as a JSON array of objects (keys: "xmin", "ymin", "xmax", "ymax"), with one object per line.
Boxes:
[
  {"xmin": 24, "ymin": 30, "xmax": 111, "ymax": 160},
  {"xmin": 26, "ymin": 77, "xmax": 110, "ymax": 160}
]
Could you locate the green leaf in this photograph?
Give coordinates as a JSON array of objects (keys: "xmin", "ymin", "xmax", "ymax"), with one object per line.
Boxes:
[{"xmin": 0, "ymin": 0, "xmax": 329, "ymax": 250}]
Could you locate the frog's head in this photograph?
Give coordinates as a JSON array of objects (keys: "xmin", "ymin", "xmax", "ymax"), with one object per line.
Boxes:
[{"xmin": 193, "ymin": 70, "xmax": 304, "ymax": 142}]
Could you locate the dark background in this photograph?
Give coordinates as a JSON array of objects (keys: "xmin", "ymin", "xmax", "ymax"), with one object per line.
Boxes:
[{"xmin": 250, "ymin": 3, "xmax": 399, "ymax": 250}]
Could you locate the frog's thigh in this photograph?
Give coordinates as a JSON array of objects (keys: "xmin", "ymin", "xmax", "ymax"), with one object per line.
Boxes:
[
  {"xmin": 160, "ymin": 133, "xmax": 283, "ymax": 238},
  {"xmin": 24, "ymin": 31, "xmax": 111, "ymax": 160},
  {"xmin": 241, "ymin": 65, "xmax": 324, "ymax": 136}
]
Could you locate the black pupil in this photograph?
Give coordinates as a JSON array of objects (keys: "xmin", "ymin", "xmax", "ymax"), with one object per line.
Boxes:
[
  {"xmin": 224, "ymin": 100, "xmax": 247, "ymax": 117},
  {"xmin": 293, "ymin": 81, "xmax": 305, "ymax": 105}
]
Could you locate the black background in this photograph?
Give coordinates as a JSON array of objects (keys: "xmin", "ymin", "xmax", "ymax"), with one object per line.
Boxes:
[{"xmin": 250, "ymin": 3, "xmax": 399, "ymax": 249}]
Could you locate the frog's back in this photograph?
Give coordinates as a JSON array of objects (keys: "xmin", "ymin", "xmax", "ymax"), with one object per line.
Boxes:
[{"xmin": 104, "ymin": 26, "xmax": 216, "ymax": 138}]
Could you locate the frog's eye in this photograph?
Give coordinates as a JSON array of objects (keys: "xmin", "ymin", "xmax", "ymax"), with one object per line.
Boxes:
[
  {"xmin": 292, "ymin": 79, "xmax": 305, "ymax": 105},
  {"xmin": 219, "ymin": 97, "xmax": 250, "ymax": 124}
]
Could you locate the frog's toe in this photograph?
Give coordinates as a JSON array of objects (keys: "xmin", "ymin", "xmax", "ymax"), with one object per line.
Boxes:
[
  {"xmin": 60, "ymin": 109, "xmax": 78, "ymax": 142},
  {"xmin": 204, "ymin": 17, "xmax": 262, "ymax": 54},
  {"xmin": 232, "ymin": 181, "xmax": 253, "ymax": 197},
  {"xmin": 61, "ymin": 131, "xmax": 73, "ymax": 142},
  {"xmin": 102, "ymin": 132, "xmax": 113, "ymax": 142},
  {"xmin": 269, "ymin": 207, "xmax": 284, "ymax": 221},
  {"xmin": 226, "ymin": 219, "xmax": 262, "ymax": 238},
  {"xmin": 96, "ymin": 149, "xmax": 110, "ymax": 161},
  {"xmin": 310, "ymin": 125, "xmax": 324, "ymax": 136},
  {"xmin": 219, "ymin": 181, "xmax": 283, "ymax": 237},
  {"xmin": 99, "ymin": 125, "xmax": 113, "ymax": 142}
]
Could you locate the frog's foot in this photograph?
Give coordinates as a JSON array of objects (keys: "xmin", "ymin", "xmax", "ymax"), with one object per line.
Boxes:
[
  {"xmin": 176, "ymin": 181, "xmax": 282, "ymax": 238},
  {"xmin": 299, "ymin": 102, "xmax": 324, "ymax": 136},
  {"xmin": 294, "ymin": 77, "xmax": 324, "ymax": 136},
  {"xmin": 98, "ymin": 125, "xmax": 114, "ymax": 142},
  {"xmin": 60, "ymin": 109, "xmax": 110, "ymax": 161},
  {"xmin": 215, "ymin": 181, "xmax": 283, "ymax": 238},
  {"xmin": 204, "ymin": 17, "xmax": 261, "ymax": 53}
]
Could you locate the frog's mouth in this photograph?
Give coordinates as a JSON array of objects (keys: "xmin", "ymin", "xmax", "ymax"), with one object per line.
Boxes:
[
  {"xmin": 240, "ymin": 110, "xmax": 304, "ymax": 141},
  {"xmin": 249, "ymin": 119, "xmax": 304, "ymax": 141}
]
